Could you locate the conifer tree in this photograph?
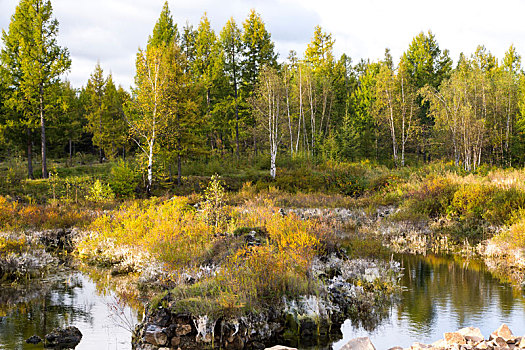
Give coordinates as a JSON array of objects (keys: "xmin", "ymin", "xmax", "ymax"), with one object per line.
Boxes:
[
  {"xmin": 84, "ymin": 63, "xmax": 107, "ymax": 162},
  {"xmin": 220, "ymin": 18, "xmax": 243, "ymax": 157},
  {"xmin": 148, "ymin": 1, "xmax": 178, "ymax": 48},
  {"xmin": 1, "ymin": 0, "xmax": 70, "ymax": 178},
  {"xmin": 241, "ymin": 10, "xmax": 277, "ymax": 155}
]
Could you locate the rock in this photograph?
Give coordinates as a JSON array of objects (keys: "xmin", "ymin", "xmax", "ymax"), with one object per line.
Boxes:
[
  {"xmin": 387, "ymin": 347, "xmax": 404, "ymax": 350},
  {"xmin": 175, "ymin": 324, "xmax": 192, "ymax": 336},
  {"xmin": 457, "ymin": 327, "xmax": 484, "ymax": 343},
  {"xmin": 493, "ymin": 336, "xmax": 509, "ymax": 348},
  {"xmin": 170, "ymin": 336, "xmax": 180, "ymax": 347},
  {"xmin": 44, "ymin": 326, "xmax": 82, "ymax": 347},
  {"xmin": 518, "ymin": 337, "xmax": 525, "ymax": 349},
  {"xmin": 431, "ymin": 339, "xmax": 447, "ymax": 348},
  {"xmin": 410, "ymin": 342, "xmax": 433, "ymax": 349},
  {"xmin": 340, "ymin": 337, "xmax": 376, "ymax": 350},
  {"xmin": 491, "ymin": 324, "xmax": 514, "ymax": 341},
  {"xmin": 25, "ymin": 335, "xmax": 42, "ymax": 344},
  {"xmin": 144, "ymin": 325, "xmax": 168, "ymax": 346},
  {"xmin": 264, "ymin": 347, "xmax": 297, "ymax": 350},
  {"xmin": 476, "ymin": 341, "xmax": 489, "ymax": 349},
  {"xmin": 444, "ymin": 332, "xmax": 467, "ymax": 345}
]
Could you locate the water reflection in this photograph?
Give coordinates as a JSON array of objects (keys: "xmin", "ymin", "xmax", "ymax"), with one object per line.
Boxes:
[
  {"xmin": 0, "ymin": 272, "xmax": 141, "ymax": 350},
  {"xmin": 332, "ymin": 254, "xmax": 525, "ymax": 350}
]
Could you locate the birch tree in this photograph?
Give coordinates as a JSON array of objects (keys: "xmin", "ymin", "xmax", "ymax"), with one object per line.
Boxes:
[
  {"xmin": 125, "ymin": 46, "xmax": 168, "ymax": 195},
  {"xmin": 253, "ymin": 66, "xmax": 284, "ymax": 178}
]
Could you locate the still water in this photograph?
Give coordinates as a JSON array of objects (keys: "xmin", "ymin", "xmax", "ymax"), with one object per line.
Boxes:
[
  {"xmin": 0, "ymin": 271, "xmax": 141, "ymax": 350},
  {"xmin": 1, "ymin": 254, "xmax": 524, "ymax": 349},
  {"xmin": 332, "ymin": 254, "xmax": 525, "ymax": 349}
]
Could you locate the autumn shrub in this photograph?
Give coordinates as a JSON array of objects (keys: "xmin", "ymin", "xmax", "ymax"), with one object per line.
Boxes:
[
  {"xmin": 0, "ymin": 195, "xmax": 89, "ymax": 231},
  {"xmin": 217, "ymin": 208, "xmax": 321, "ymax": 310},
  {"xmin": 0, "ymin": 235, "xmax": 27, "ymax": 254},
  {"xmin": 396, "ymin": 176, "xmax": 458, "ymax": 220},
  {"xmin": 83, "ymin": 197, "xmax": 214, "ymax": 269},
  {"xmin": 448, "ymin": 184, "xmax": 525, "ymax": 225},
  {"xmin": 494, "ymin": 214, "xmax": 525, "ymax": 249}
]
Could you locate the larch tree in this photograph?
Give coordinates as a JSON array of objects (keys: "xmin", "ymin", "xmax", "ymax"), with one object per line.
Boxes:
[
  {"xmin": 162, "ymin": 43, "xmax": 200, "ymax": 186},
  {"xmin": 401, "ymin": 31, "xmax": 452, "ymax": 162},
  {"xmin": 148, "ymin": 1, "xmax": 179, "ymax": 49},
  {"xmin": 241, "ymin": 9, "xmax": 277, "ymax": 156},
  {"xmin": 84, "ymin": 62, "xmax": 107, "ymax": 162},
  {"xmin": 1, "ymin": 0, "xmax": 70, "ymax": 178},
  {"xmin": 220, "ymin": 18, "xmax": 243, "ymax": 158}
]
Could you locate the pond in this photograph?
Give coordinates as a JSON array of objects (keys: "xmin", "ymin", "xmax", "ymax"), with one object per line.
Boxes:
[
  {"xmin": 331, "ymin": 254, "xmax": 525, "ymax": 349},
  {"xmin": 0, "ymin": 271, "xmax": 142, "ymax": 350},
  {"xmin": 1, "ymin": 254, "xmax": 524, "ymax": 349}
]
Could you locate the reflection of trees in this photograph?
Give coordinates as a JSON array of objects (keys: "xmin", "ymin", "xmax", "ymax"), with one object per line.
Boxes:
[
  {"xmin": 395, "ymin": 254, "xmax": 525, "ymax": 332},
  {"xmin": 0, "ymin": 273, "xmax": 93, "ymax": 348}
]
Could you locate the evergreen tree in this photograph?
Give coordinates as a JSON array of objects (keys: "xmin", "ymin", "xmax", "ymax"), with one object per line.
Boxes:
[
  {"xmin": 84, "ymin": 63, "xmax": 107, "ymax": 162},
  {"xmin": 241, "ymin": 10, "xmax": 277, "ymax": 155},
  {"xmin": 220, "ymin": 18, "xmax": 243, "ymax": 157},
  {"xmin": 148, "ymin": 1, "xmax": 178, "ymax": 48},
  {"xmin": 241, "ymin": 10, "xmax": 277, "ymax": 94},
  {"xmin": 1, "ymin": 0, "xmax": 71, "ymax": 178}
]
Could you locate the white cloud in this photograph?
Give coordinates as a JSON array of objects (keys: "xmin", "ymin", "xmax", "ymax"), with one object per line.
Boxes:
[{"xmin": 1, "ymin": 0, "xmax": 524, "ymax": 89}]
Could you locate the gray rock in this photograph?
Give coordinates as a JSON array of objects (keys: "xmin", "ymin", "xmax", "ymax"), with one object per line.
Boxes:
[
  {"xmin": 44, "ymin": 326, "xmax": 82, "ymax": 347},
  {"xmin": 25, "ymin": 335, "xmax": 42, "ymax": 344},
  {"xmin": 143, "ymin": 324, "xmax": 168, "ymax": 346},
  {"xmin": 340, "ymin": 337, "xmax": 376, "ymax": 350}
]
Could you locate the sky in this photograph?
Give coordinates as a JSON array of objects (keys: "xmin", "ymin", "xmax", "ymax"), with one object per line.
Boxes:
[{"xmin": 1, "ymin": 0, "xmax": 524, "ymax": 89}]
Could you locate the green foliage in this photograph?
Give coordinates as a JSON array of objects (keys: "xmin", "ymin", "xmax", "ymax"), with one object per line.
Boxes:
[
  {"xmin": 109, "ymin": 160, "xmax": 139, "ymax": 198},
  {"xmin": 148, "ymin": 1, "xmax": 178, "ymax": 48},
  {"xmin": 86, "ymin": 179, "xmax": 115, "ymax": 202},
  {"xmin": 201, "ymin": 174, "xmax": 226, "ymax": 231}
]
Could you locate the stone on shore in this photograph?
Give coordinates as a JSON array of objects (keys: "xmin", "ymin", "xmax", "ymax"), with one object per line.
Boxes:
[
  {"xmin": 490, "ymin": 324, "xmax": 514, "ymax": 341},
  {"xmin": 340, "ymin": 337, "xmax": 376, "ymax": 350},
  {"xmin": 456, "ymin": 327, "xmax": 484, "ymax": 343},
  {"xmin": 444, "ymin": 332, "xmax": 466, "ymax": 345},
  {"xmin": 264, "ymin": 346, "xmax": 298, "ymax": 350},
  {"xmin": 25, "ymin": 335, "xmax": 42, "ymax": 344},
  {"xmin": 143, "ymin": 325, "xmax": 168, "ymax": 346},
  {"xmin": 44, "ymin": 326, "xmax": 82, "ymax": 347}
]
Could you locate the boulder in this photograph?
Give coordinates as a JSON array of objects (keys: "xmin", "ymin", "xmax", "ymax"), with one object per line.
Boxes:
[
  {"xmin": 264, "ymin": 347, "xmax": 298, "ymax": 350},
  {"xmin": 492, "ymin": 336, "xmax": 509, "ymax": 348},
  {"xmin": 518, "ymin": 337, "xmax": 525, "ymax": 349},
  {"xmin": 444, "ymin": 332, "xmax": 466, "ymax": 345},
  {"xmin": 490, "ymin": 324, "xmax": 514, "ymax": 341},
  {"xmin": 143, "ymin": 324, "xmax": 168, "ymax": 346},
  {"xmin": 175, "ymin": 324, "xmax": 192, "ymax": 336},
  {"xmin": 457, "ymin": 327, "xmax": 484, "ymax": 343},
  {"xmin": 44, "ymin": 326, "xmax": 82, "ymax": 347},
  {"xmin": 25, "ymin": 335, "xmax": 42, "ymax": 344},
  {"xmin": 340, "ymin": 337, "xmax": 376, "ymax": 350}
]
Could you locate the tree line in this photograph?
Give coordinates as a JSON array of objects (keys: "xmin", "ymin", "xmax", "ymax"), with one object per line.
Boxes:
[{"xmin": 2, "ymin": 0, "xmax": 525, "ymax": 186}]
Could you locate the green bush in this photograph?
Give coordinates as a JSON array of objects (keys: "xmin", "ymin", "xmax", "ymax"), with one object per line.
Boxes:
[
  {"xmin": 109, "ymin": 160, "xmax": 139, "ymax": 198},
  {"xmin": 86, "ymin": 180, "xmax": 115, "ymax": 202}
]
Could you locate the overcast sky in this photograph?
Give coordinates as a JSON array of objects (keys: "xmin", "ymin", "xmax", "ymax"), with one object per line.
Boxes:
[{"xmin": 1, "ymin": 0, "xmax": 524, "ymax": 89}]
